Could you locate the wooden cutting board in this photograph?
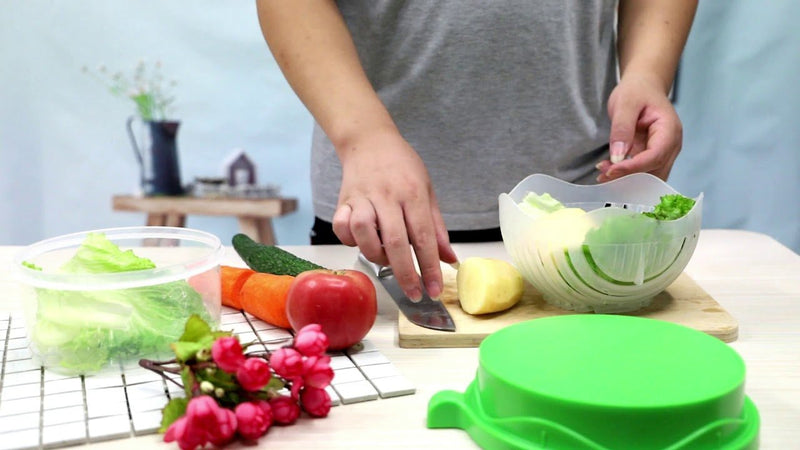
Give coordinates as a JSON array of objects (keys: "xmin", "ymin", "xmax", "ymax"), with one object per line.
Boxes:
[{"xmin": 397, "ymin": 267, "xmax": 738, "ymax": 348}]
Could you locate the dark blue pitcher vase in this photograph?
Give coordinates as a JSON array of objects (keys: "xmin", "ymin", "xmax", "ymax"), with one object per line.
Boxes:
[{"xmin": 126, "ymin": 116, "xmax": 184, "ymax": 196}]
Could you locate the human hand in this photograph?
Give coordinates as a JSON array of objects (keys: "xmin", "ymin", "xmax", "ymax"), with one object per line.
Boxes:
[
  {"xmin": 332, "ymin": 128, "xmax": 458, "ymax": 301},
  {"xmin": 596, "ymin": 73, "xmax": 683, "ymax": 182}
]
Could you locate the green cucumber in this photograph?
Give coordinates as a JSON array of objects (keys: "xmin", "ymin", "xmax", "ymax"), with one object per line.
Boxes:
[{"xmin": 232, "ymin": 233, "xmax": 324, "ymax": 276}]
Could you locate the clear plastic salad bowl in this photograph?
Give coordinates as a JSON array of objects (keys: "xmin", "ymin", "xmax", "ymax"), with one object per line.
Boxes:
[
  {"xmin": 498, "ymin": 173, "xmax": 703, "ymax": 313},
  {"xmin": 13, "ymin": 226, "xmax": 223, "ymax": 375}
]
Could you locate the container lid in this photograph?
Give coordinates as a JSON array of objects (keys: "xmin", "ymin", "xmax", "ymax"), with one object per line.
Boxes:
[
  {"xmin": 13, "ymin": 226, "xmax": 223, "ymax": 291},
  {"xmin": 428, "ymin": 315, "xmax": 759, "ymax": 449}
]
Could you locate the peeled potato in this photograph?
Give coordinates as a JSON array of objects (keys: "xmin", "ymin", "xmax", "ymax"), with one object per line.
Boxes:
[{"xmin": 457, "ymin": 257, "xmax": 524, "ymax": 315}]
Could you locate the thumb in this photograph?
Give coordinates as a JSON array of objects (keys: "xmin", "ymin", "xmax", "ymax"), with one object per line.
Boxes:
[{"xmin": 608, "ymin": 99, "xmax": 640, "ymax": 164}]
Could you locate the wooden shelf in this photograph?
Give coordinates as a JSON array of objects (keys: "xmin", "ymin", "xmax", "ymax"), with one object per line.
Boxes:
[{"xmin": 112, "ymin": 195, "xmax": 298, "ymax": 245}]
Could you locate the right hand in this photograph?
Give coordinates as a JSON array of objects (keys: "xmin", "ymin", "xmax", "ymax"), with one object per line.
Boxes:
[{"xmin": 332, "ymin": 128, "xmax": 458, "ymax": 301}]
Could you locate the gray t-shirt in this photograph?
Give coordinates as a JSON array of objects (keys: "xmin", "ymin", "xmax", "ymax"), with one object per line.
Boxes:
[{"xmin": 311, "ymin": 0, "xmax": 618, "ymax": 230}]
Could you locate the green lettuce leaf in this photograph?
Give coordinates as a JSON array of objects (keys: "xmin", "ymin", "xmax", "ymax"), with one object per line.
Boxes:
[
  {"xmin": 642, "ymin": 194, "xmax": 696, "ymax": 221},
  {"xmin": 59, "ymin": 232, "xmax": 156, "ymax": 274}
]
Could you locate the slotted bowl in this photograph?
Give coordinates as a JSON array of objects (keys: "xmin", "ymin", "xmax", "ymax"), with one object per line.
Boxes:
[{"xmin": 498, "ymin": 173, "xmax": 702, "ymax": 313}]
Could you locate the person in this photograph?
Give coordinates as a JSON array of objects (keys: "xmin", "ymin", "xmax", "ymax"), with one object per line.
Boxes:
[{"xmin": 255, "ymin": 0, "xmax": 698, "ymax": 302}]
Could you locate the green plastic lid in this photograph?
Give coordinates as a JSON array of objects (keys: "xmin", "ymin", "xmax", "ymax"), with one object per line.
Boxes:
[{"xmin": 428, "ymin": 315, "xmax": 759, "ymax": 449}]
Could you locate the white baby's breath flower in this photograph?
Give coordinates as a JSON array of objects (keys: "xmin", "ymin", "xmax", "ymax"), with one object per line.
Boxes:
[
  {"xmin": 83, "ymin": 59, "xmax": 176, "ymax": 121},
  {"xmin": 200, "ymin": 381, "xmax": 215, "ymax": 394}
]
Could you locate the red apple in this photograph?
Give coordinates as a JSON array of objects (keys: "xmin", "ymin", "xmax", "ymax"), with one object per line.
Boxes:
[{"xmin": 285, "ymin": 269, "xmax": 377, "ymax": 351}]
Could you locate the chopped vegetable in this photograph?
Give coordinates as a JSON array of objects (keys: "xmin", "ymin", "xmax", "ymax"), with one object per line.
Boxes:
[
  {"xmin": 232, "ymin": 233, "xmax": 324, "ymax": 276},
  {"xmin": 516, "ymin": 191, "xmax": 697, "ymax": 291},
  {"xmin": 220, "ymin": 265, "xmax": 255, "ymax": 310},
  {"xmin": 22, "ymin": 261, "xmax": 42, "ymax": 271},
  {"xmin": 642, "ymin": 194, "xmax": 697, "ymax": 221},
  {"xmin": 518, "ymin": 192, "xmax": 565, "ymax": 219},
  {"xmin": 584, "ymin": 213, "xmax": 658, "ymax": 245},
  {"xmin": 535, "ymin": 207, "xmax": 594, "ymax": 250},
  {"xmin": 239, "ymin": 272, "xmax": 296, "ymax": 329},
  {"xmin": 29, "ymin": 233, "xmax": 212, "ymax": 373},
  {"xmin": 581, "ymin": 214, "xmax": 680, "ymax": 285}
]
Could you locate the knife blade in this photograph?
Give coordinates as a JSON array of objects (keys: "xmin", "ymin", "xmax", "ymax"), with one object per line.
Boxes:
[{"xmin": 358, "ymin": 253, "xmax": 456, "ymax": 332}]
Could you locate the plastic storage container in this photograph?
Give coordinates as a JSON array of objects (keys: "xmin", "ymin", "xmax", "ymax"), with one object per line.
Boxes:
[
  {"xmin": 498, "ymin": 173, "xmax": 703, "ymax": 313},
  {"xmin": 13, "ymin": 226, "xmax": 223, "ymax": 375},
  {"xmin": 428, "ymin": 315, "xmax": 759, "ymax": 449}
]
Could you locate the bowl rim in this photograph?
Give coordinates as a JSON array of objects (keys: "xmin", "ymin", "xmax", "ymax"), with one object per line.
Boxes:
[
  {"xmin": 503, "ymin": 172, "xmax": 703, "ymax": 216},
  {"xmin": 12, "ymin": 226, "xmax": 223, "ymax": 291},
  {"xmin": 499, "ymin": 172, "xmax": 704, "ymax": 238}
]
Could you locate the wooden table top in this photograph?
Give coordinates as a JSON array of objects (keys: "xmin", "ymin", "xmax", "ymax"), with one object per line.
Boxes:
[
  {"xmin": 112, "ymin": 195, "xmax": 297, "ymax": 217},
  {"xmin": 1, "ymin": 229, "xmax": 798, "ymax": 449}
]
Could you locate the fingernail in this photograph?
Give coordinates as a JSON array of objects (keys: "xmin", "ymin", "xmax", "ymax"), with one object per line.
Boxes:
[
  {"xmin": 610, "ymin": 141, "xmax": 626, "ymax": 164},
  {"xmin": 407, "ymin": 288, "xmax": 422, "ymax": 302},
  {"xmin": 595, "ymin": 162, "xmax": 604, "ymax": 171},
  {"xmin": 426, "ymin": 280, "xmax": 442, "ymax": 300}
]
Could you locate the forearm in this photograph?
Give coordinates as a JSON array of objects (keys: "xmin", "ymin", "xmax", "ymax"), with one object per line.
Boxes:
[
  {"xmin": 255, "ymin": 0, "xmax": 397, "ymax": 157},
  {"xmin": 617, "ymin": 0, "xmax": 698, "ymax": 93}
]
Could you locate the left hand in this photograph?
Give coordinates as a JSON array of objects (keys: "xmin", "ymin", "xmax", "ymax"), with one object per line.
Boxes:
[{"xmin": 596, "ymin": 72, "xmax": 683, "ymax": 182}]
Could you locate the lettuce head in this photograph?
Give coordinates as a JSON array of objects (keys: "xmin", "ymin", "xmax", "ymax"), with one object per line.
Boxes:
[{"xmin": 31, "ymin": 233, "xmax": 212, "ymax": 373}]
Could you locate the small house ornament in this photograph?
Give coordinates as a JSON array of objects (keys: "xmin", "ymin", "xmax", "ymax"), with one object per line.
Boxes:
[{"xmin": 223, "ymin": 149, "xmax": 256, "ymax": 187}]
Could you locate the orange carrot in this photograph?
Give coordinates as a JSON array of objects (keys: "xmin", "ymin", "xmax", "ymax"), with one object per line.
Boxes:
[
  {"xmin": 220, "ymin": 265, "xmax": 256, "ymax": 310},
  {"xmin": 240, "ymin": 272, "xmax": 296, "ymax": 329}
]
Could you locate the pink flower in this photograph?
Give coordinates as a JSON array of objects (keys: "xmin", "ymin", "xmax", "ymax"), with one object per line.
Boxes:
[
  {"xmin": 207, "ymin": 408, "xmax": 237, "ymax": 447},
  {"xmin": 269, "ymin": 348, "xmax": 305, "ymax": 378},
  {"xmin": 212, "ymin": 336, "xmax": 246, "ymax": 373},
  {"xmin": 235, "ymin": 400, "xmax": 273, "ymax": 440},
  {"xmin": 293, "ymin": 324, "xmax": 329, "ymax": 356},
  {"xmin": 163, "ymin": 416, "xmax": 206, "ymax": 450},
  {"xmin": 236, "ymin": 357, "xmax": 272, "ymax": 392},
  {"xmin": 301, "ymin": 387, "xmax": 332, "ymax": 418},
  {"xmin": 269, "ymin": 395, "xmax": 301, "ymax": 425},
  {"xmin": 302, "ymin": 355, "xmax": 334, "ymax": 389},
  {"xmin": 290, "ymin": 376, "xmax": 304, "ymax": 400},
  {"xmin": 165, "ymin": 396, "xmax": 237, "ymax": 449},
  {"xmin": 186, "ymin": 395, "xmax": 224, "ymax": 432},
  {"xmin": 256, "ymin": 398, "xmax": 273, "ymax": 417}
]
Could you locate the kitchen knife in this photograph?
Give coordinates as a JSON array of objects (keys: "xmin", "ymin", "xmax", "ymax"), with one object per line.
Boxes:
[{"xmin": 358, "ymin": 253, "xmax": 456, "ymax": 332}]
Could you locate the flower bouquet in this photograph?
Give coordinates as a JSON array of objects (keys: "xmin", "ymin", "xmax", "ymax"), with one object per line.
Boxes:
[
  {"xmin": 140, "ymin": 315, "xmax": 334, "ymax": 448},
  {"xmin": 83, "ymin": 60, "xmax": 176, "ymax": 121},
  {"xmin": 83, "ymin": 60, "xmax": 185, "ymax": 196}
]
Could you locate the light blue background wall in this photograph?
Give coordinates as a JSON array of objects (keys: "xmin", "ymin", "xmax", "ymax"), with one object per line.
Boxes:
[
  {"xmin": 671, "ymin": 1, "xmax": 800, "ymax": 253},
  {"xmin": 1, "ymin": 1, "xmax": 798, "ymax": 253},
  {"xmin": 0, "ymin": 1, "xmax": 314, "ymax": 247}
]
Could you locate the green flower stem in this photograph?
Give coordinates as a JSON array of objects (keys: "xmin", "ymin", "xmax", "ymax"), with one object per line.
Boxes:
[{"xmin": 139, "ymin": 358, "xmax": 185, "ymax": 390}]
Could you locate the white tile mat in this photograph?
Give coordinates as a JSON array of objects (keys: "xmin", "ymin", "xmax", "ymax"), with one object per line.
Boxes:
[{"xmin": 0, "ymin": 309, "xmax": 414, "ymax": 449}]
